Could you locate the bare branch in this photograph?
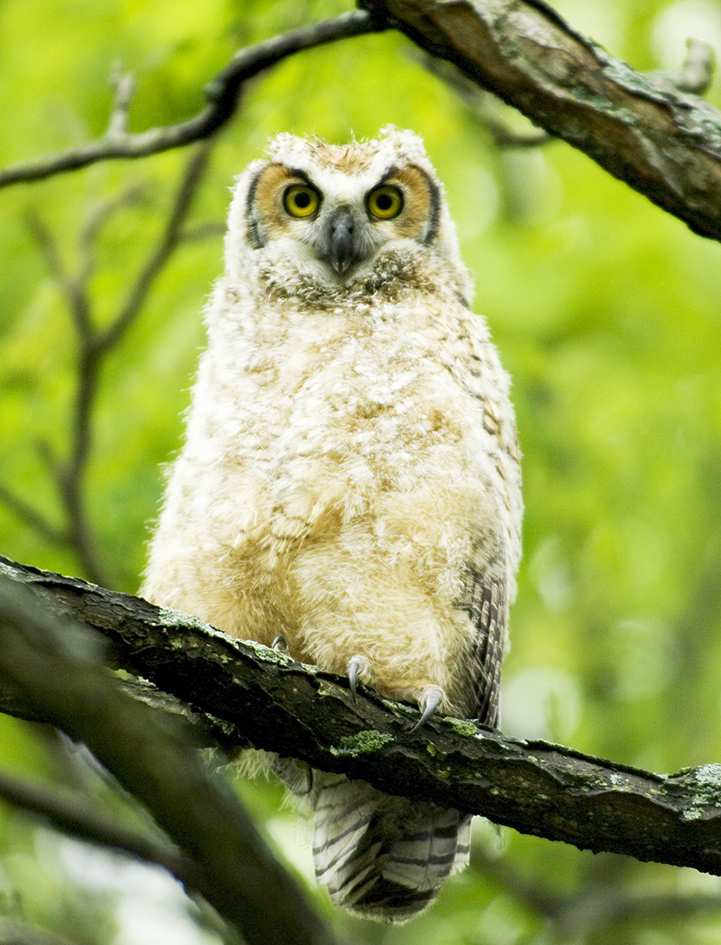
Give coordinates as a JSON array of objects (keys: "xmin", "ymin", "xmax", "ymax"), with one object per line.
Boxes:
[
  {"xmin": 76, "ymin": 183, "xmax": 147, "ymax": 286},
  {"xmin": 25, "ymin": 214, "xmax": 92, "ymax": 336},
  {"xmin": 0, "ymin": 572, "xmax": 339, "ymax": 945},
  {"xmin": 6, "ymin": 554, "xmax": 721, "ymax": 883},
  {"xmin": 2, "ymin": 142, "xmax": 215, "ymax": 587},
  {"xmin": 97, "ymin": 136, "xmax": 215, "ymax": 354},
  {"xmin": 0, "ymin": 485, "xmax": 68, "ymax": 547},
  {"xmin": 0, "ymin": 11, "xmax": 382, "ymax": 189}
]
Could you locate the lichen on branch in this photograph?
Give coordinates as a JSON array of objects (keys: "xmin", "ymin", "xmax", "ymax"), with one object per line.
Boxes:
[{"xmin": 3, "ymin": 553, "xmax": 721, "ymax": 880}]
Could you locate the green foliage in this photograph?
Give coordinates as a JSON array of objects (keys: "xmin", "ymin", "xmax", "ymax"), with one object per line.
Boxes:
[{"xmin": 2, "ymin": 0, "xmax": 721, "ymax": 942}]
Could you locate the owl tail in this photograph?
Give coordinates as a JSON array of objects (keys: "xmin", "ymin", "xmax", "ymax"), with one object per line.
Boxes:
[{"xmin": 311, "ymin": 773, "xmax": 471, "ymax": 922}]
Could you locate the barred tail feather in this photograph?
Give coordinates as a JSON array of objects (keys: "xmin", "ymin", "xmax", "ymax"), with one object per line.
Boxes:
[{"xmin": 312, "ymin": 773, "xmax": 471, "ymax": 921}]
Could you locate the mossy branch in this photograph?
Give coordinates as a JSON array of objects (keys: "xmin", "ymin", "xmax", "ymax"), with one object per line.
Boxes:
[{"xmin": 3, "ymin": 553, "xmax": 721, "ymax": 880}]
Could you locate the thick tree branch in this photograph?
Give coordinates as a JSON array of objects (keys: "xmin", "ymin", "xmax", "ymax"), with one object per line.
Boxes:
[
  {"xmin": 0, "ymin": 11, "xmax": 381, "ymax": 189},
  {"xmin": 0, "ymin": 571, "xmax": 338, "ymax": 945},
  {"xmin": 364, "ymin": 0, "xmax": 721, "ymax": 242},
  {"xmin": 4, "ymin": 555, "xmax": 721, "ymax": 883}
]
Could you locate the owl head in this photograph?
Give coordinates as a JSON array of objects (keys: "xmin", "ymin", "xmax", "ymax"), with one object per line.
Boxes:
[{"xmin": 223, "ymin": 127, "xmax": 471, "ymax": 303}]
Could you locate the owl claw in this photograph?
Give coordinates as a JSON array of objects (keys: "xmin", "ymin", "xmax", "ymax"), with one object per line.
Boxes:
[
  {"xmin": 348, "ymin": 655, "xmax": 373, "ymax": 702},
  {"xmin": 410, "ymin": 685, "xmax": 444, "ymax": 732},
  {"xmin": 272, "ymin": 634, "xmax": 289, "ymax": 654}
]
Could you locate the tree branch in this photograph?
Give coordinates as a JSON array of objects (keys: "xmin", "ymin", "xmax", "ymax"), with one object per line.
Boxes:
[
  {"xmin": 0, "ymin": 11, "xmax": 382, "ymax": 189},
  {"xmin": 1, "ymin": 2, "xmax": 720, "ymax": 243},
  {"xmin": 0, "ymin": 770, "xmax": 195, "ymax": 883},
  {"xmin": 364, "ymin": 0, "xmax": 721, "ymax": 242},
  {"xmin": 1, "ymin": 142, "xmax": 215, "ymax": 587},
  {"xmin": 0, "ymin": 571, "xmax": 338, "ymax": 945},
  {"xmin": 96, "ymin": 137, "xmax": 214, "ymax": 354},
  {"xmin": 4, "ymin": 554, "xmax": 721, "ymax": 883},
  {"xmin": 0, "ymin": 485, "xmax": 68, "ymax": 548}
]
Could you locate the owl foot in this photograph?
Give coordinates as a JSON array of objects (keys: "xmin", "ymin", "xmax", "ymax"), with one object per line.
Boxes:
[
  {"xmin": 348, "ymin": 655, "xmax": 374, "ymax": 702},
  {"xmin": 410, "ymin": 685, "xmax": 444, "ymax": 732},
  {"xmin": 272, "ymin": 634, "xmax": 290, "ymax": 654}
]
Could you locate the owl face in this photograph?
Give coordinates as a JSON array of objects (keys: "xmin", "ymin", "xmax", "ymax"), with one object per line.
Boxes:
[
  {"xmin": 247, "ymin": 159, "xmax": 440, "ymax": 277},
  {"xmin": 224, "ymin": 128, "xmax": 470, "ymax": 300}
]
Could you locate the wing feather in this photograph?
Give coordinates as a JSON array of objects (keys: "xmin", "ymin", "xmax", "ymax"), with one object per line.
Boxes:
[{"xmin": 458, "ymin": 570, "xmax": 507, "ymax": 728}]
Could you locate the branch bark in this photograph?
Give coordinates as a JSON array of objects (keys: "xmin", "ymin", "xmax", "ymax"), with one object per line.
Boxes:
[
  {"xmin": 364, "ymin": 0, "xmax": 721, "ymax": 241},
  {"xmin": 4, "ymin": 554, "xmax": 721, "ymax": 882}
]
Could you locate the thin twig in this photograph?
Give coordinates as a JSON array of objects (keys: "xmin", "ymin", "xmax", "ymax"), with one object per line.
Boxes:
[
  {"xmin": 0, "ymin": 11, "xmax": 381, "ymax": 189},
  {"xmin": 76, "ymin": 183, "xmax": 147, "ymax": 286},
  {"xmin": 0, "ymin": 485, "xmax": 67, "ymax": 547},
  {"xmin": 106, "ymin": 63, "xmax": 136, "ymax": 139},
  {"xmin": 97, "ymin": 136, "xmax": 215, "ymax": 354},
  {"xmin": 25, "ymin": 214, "xmax": 92, "ymax": 335},
  {"xmin": 1, "ymin": 143, "xmax": 215, "ymax": 586}
]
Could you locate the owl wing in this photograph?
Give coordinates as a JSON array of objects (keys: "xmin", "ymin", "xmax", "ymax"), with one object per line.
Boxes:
[{"xmin": 460, "ymin": 569, "xmax": 507, "ymax": 729}]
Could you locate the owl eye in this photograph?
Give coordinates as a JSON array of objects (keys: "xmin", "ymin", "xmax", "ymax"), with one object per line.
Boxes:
[
  {"xmin": 284, "ymin": 184, "xmax": 320, "ymax": 218},
  {"xmin": 367, "ymin": 186, "xmax": 403, "ymax": 220}
]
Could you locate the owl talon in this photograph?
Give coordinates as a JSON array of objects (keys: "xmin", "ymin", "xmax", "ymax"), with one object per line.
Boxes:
[
  {"xmin": 410, "ymin": 685, "xmax": 444, "ymax": 732},
  {"xmin": 348, "ymin": 655, "xmax": 373, "ymax": 702},
  {"xmin": 272, "ymin": 634, "xmax": 289, "ymax": 654}
]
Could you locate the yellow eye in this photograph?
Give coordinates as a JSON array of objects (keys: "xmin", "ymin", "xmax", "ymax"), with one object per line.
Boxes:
[
  {"xmin": 283, "ymin": 184, "xmax": 320, "ymax": 218},
  {"xmin": 367, "ymin": 185, "xmax": 403, "ymax": 220}
]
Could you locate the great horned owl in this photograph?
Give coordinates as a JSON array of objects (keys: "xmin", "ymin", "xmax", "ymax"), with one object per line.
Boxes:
[{"xmin": 142, "ymin": 127, "xmax": 522, "ymax": 921}]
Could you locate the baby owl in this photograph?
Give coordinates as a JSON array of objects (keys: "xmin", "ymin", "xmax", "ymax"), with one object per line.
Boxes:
[{"xmin": 142, "ymin": 127, "xmax": 522, "ymax": 921}]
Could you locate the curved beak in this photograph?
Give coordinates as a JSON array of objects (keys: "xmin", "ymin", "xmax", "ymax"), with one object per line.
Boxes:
[{"xmin": 321, "ymin": 207, "xmax": 362, "ymax": 275}]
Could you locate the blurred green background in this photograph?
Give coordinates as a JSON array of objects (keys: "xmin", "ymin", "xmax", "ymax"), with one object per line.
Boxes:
[{"xmin": 3, "ymin": 0, "xmax": 721, "ymax": 942}]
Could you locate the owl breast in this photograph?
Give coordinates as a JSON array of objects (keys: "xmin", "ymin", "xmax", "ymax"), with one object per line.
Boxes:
[{"xmin": 149, "ymin": 282, "xmax": 519, "ymax": 714}]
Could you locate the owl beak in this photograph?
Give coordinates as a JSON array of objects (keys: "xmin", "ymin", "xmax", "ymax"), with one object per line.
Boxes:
[{"xmin": 323, "ymin": 207, "xmax": 360, "ymax": 275}]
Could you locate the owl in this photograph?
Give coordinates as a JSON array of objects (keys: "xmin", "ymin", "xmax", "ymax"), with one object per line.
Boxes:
[{"xmin": 142, "ymin": 127, "xmax": 522, "ymax": 921}]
